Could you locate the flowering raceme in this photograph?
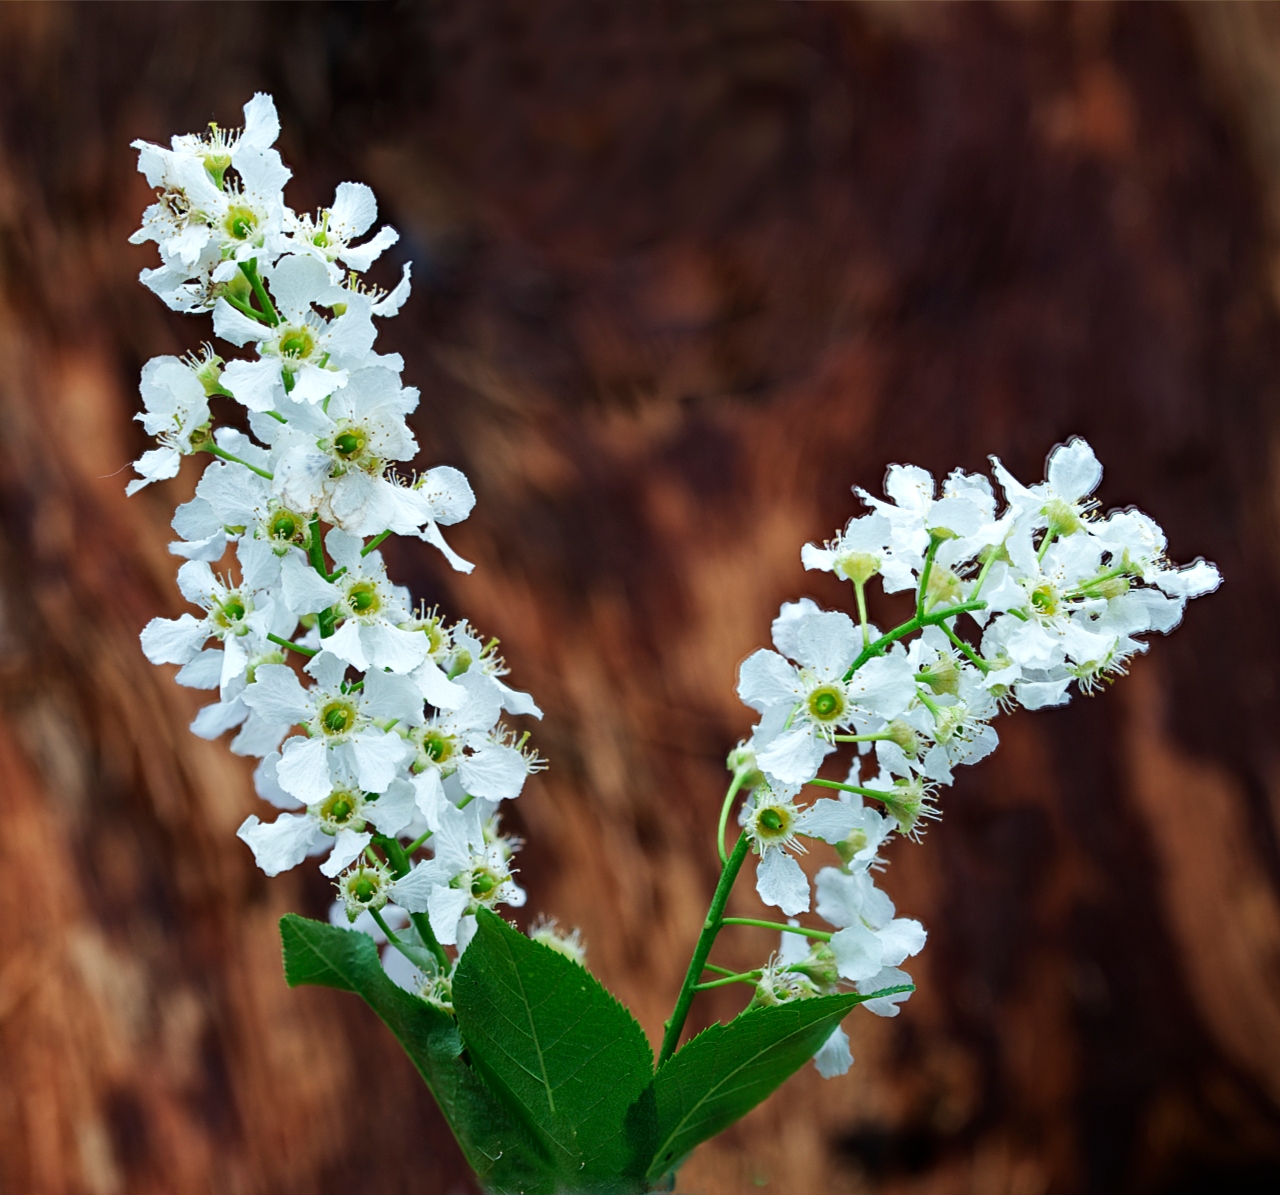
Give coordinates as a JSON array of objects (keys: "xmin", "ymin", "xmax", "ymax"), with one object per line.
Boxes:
[
  {"xmin": 131, "ymin": 95, "xmax": 541, "ymax": 975},
  {"xmin": 129, "ymin": 96, "xmax": 1219, "ymax": 1195}
]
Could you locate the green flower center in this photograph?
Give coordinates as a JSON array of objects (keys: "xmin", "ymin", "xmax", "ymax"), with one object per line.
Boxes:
[
  {"xmin": 347, "ymin": 582, "xmax": 380, "ymax": 616},
  {"xmin": 1030, "ymin": 584, "xmax": 1059, "ymax": 615},
  {"xmin": 420, "ymin": 730, "xmax": 454, "ymax": 763},
  {"xmin": 223, "ymin": 204, "xmax": 258, "ymax": 241},
  {"xmin": 278, "ymin": 326, "xmax": 316, "ymax": 360},
  {"xmin": 320, "ymin": 700, "xmax": 357, "ymax": 736},
  {"xmin": 269, "ymin": 509, "xmax": 301, "ymax": 542},
  {"xmin": 319, "ymin": 790, "xmax": 358, "ymax": 827},
  {"xmin": 334, "ymin": 429, "xmax": 366, "ymax": 459},
  {"xmin": 807, "ymin": 685, "xmax": 845, "ymax": 722},
  {"xmin": 470, "ymin": 870, "xmax": 500, "ymax": 898},
  {"xmin": 759, "ymin": 808, "xmax": 785, "ymax": 832},
  {"xmin": 352, "ymin": 875, "xmax": 376, "ymax": 903}
]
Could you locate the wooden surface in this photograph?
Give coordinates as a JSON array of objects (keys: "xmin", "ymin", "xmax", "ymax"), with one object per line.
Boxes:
[{"xmin": 1, "ymin": 3, "xmax": 1279, "ymax": 1192}]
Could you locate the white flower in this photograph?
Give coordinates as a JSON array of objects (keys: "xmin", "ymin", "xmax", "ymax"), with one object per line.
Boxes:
[
  {"xmin": 320, "ymin": 529, "xmax": 430, "ymax": 674},
  {"xmin": 127, "ymin": 356, "xmax": 212, "ymax": 494},
  {"xmin": 131, "ymin": 95, "xmax": 290, "ymax": 305},
  {"xmin": 388, "ymin": 799, "xmax": 524, "ymax": 945},
  {"xmin": 739, "ymin": 602, "xmax": 915, "ymax": 785},
  {"xmin": 855, "ymin": 465, "xmax": 991, "ymax": 593},
  {"xmin": 214, "ymin": 254, "xmax": 376, "ymax": 409},
  {"xmin": 284, "ymin": 181, "xmax": 400, "ymax": 278},
  {"xmin": 237, "ymin": 772, "xmax": 416, "ymax": 878},
  {"xmin": 239, "ymin": 651, "xmax": 419, "ymax": 799},
  {"xmin": 991, "ymin": 437, "xmax": 1102, "ymax": 538},
  {"xmin": 743, "ymin": 785, "xmax": 865, "ymax": 916},
  {"xmin": 815, "ymin": 866, "xmax": 927, "ymax": 983},
  {"xmin": 139, "ymin": 558, "xmax": 290, "ymax": 694}
]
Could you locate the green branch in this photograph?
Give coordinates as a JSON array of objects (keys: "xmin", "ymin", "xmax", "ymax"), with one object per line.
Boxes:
[{"xmin": 658, "ymin": 832, "xmax": 751, "ymax": 1066}]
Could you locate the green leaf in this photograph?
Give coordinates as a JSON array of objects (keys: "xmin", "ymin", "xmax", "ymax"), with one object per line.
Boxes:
[
  {"xmin": 644, "ymin": 994, "xmax": 866, "ymax": 1182},
  {"xmin": 279, "ymin": 914, "xmax": 552, "ymax": 1195},
  {"xmin": 452, "ymin": 909, "xmax": 657, "ymax": 1189}
]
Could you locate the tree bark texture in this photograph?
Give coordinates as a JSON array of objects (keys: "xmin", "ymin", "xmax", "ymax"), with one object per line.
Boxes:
[{"xmin": 1, "ymin": 3, "xmax": 1280, "ymax": 1193}]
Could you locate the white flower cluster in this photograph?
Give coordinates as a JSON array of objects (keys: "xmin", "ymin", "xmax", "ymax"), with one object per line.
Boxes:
[
  {"xmin": 130, "ymin": 94, "xmax": 547, "ymax": 986},
  {"xmin": 731, "ymin": 439, "xmax": 1219, "ymax": 1076}
]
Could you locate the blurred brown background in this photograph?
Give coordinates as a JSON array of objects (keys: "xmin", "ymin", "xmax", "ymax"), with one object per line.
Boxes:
[{"xmin": 2, "ymin": 2, "xmax": 1280, "ymax": 1192}]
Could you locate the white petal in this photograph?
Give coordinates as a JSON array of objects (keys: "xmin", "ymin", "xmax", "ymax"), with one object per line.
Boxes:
[
  {"xmin": 212, "ymin": 298, "xmax": 271, "ymax": 347},
  {"xmin": 420, "ymin": 519, "xmax": 475, "ymax": 573},
  {"xmin": 222, "ymin": 357, "xmax": 284, "ymax": 412},
  {"xmin": 755, "ymin": 849, "xmax": 810, "ymax": 915},
  {"xmin": 877, "ymin": 918, "xmax": 927, "ymax": 967},
  {"xmin": 126, "ymin": 446, "xmax": 181, "ymax": 494},
  {"xmin": 319, "ymin": 828, "xmax": 373, "ymax": 877},
  {"xmin": 276, "ymin": 736, "xmax": 334, "ymax": 803},
  {"xmin": 412, "ymin": 659, "xmax": 468, "ymax": 710},
  {"xmin": 323, "ymin": 619, "xmax": 370, "ymax": 671},
  {"xmin": 240, "ymin": 93, "xmax": 280, "ymax": 150},
  {"xmin": 458, "ymin": 744, "xmax": 528, "ymax": 801},
  {"xmin": 241, "ymin": 663, "xmax": 312, "ymax": 725},
  {"xmin": 411, "ymin": 770, "xmax": 446, "ymax": 826},
  {"xmin": 737, "ymin": 649, "xmax": 799, "ymax": 713},
  {"xmin": 190, "ymin": 697, "xmax": 247, "ymax": 740},
  {"xmin": 830, "ymin": 923, "xmax": 884, "ymax": 982},
  {"xmin": 363, "ymin": 624, "xmax": 429, "ymax": 674},
  {"xmin": 175, "ymin": 648, "xmax": 224, "ymax": 690},
  {"xmin": 756, "ymin": 725, "xmax": 827, "ymax": 786},
  {"xmin": 329, "ymin": 181, "xmax": 378, "ymax": 238},
  {"xmin": 795, "ymin": 798, "xmax": 859, "ymax": 844},
  {"xmin": 1015, "ymin": 679, "xmax": 1072, "ymax": 710},
  {"xmin": 268, "ymin": 254, "xmax": 331, "ymax": 323},
  {"xmin": 350, "ymin": 729, "xmax": 407, "ymax": 794},
  {"xmin": 366, "ymin": 780, "xmax": 416, "ymax": 836},
  {"xmin": 362, "ymin": 668, "xmax": 425, "ymax": 724},
  {"xmin": 1046, "ymin": 437, "xmax": 1102, "ymax": 502},
  {"xmin": 280, "ymin": 551, "xmax": 340, "ymax": 617},
  {"xmin": 812, "ymin": 1026, "xmax": 853, "ymax": 1079},
  {"xmin": 428, "ymin": 886, "xmax": 473, "ymax": 946},
  {"xmin": 291, "ymin": 361, "xmax": 347, "ymax": 406},
  {"xmin": 237, "ymin": 813, "xmax": 325, "ymax": 877},
  {"xmin": 848, "ymin": 655, "xmax": 916, "ymax": 719},
  {"xmin": 140, "ymin": 614, "xmax": 208, "ymax": 665},
  {"xmin": 793, "ymin": 610, "xmax": 859, "ymax": 675},
  {"xmin": 856, "ymin": 966, "xmax": 914, "ymax": 1017}
]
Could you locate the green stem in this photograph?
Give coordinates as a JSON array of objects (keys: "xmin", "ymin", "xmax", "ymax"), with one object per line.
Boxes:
[
  {"xmin": 221, "ymin": 290, "xmax": 270, "ymax": 325},
  {"xmin": 368, "ymin": 907, "xmax": 429, "ymax": 971},
  {"xmin": 832, "ymin": 732, "xmax": 892, "ymax": 744},
  {"xmin": 1037, "ymin": 529, "xmax": 1056, "ymax": 563},
  {"xmin": 659, "ymin": 832, "xmax": 751, "ymax": 1066},
  {"xmin": 853, "ymin": 578, "xmax": 870, "ymax": 648},
  {"xmin": 716, "ymin": 772, "xmax": 746, "ymax": 866},
  {"xmin": 720, "ymin": 917, "xmax": 832, "ymax": 941},
  {"xmin": 376, "ymin": 835, "xmax": 450, "ymax": 970},
  {"xmin": 809, "ymin": 778, "xmax": 894, "ymax": 804},
  {"xmin": 940, "ymin": 621, "xmax": 989, "ymax": 673},
  {"xmin": 267, "ymin": 632, "xmax": 317, "ymax": 658},
  {"xmin": 361, "ymin": 530, "xmax": 392, "ymax": 557},
  {"xmin": 239, "ymin": 259, "xmax": 280, "ymax": 326},
  {"xmin": 694, "ymin": 970, "xmax": 763, "ymax": 991},
  {"xmin": 702, "ymin": 963, "xmax": 739, "ymax": 977},
  {"xmin": 308, "ymin": 516, "xmax": 337, "ymax": 638},
  {"xmin": 202, "ymin": 443, "xmax": 273, "ymax": 480},
  {"xmin": 405, "ymin": 827, "xmax": 434, "ymax": 855},
  {"xmin": 968, "ymin": 547, "xmax": 999, "ymax": 602},
  {"xmin": 843, "ymin": 600, "xmax": 987, "ymax": 681},
  {"xmin": 916, "ymin": 535, "xmax": 943, "ymax": 620}
]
